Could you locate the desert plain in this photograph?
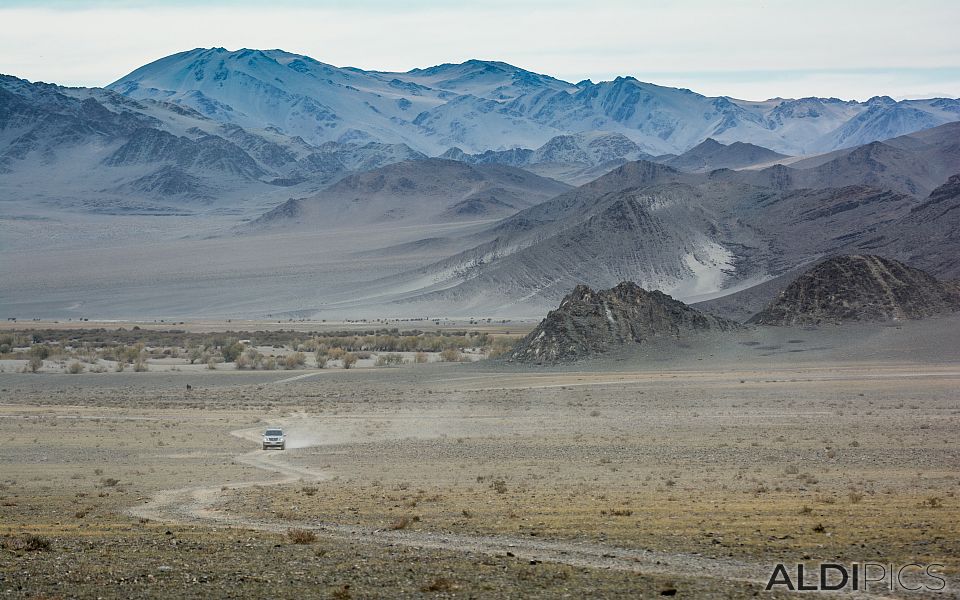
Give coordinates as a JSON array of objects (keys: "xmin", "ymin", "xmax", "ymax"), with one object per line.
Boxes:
[{"xmin": 1, "ymin": 318, "xmax": 958, "ymax": 598}]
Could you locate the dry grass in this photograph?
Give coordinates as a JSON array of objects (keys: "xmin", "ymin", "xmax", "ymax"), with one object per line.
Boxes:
[
  {"xmin": 2, "ymin": 534, "xmax": 52, "ymax": 552},
  {"xmin": 286, "ymin": 528, "xmax": 317, "ymax": 544}
]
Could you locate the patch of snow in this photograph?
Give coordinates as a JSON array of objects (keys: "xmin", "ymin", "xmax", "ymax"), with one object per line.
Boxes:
[{"xmin": 671, "ymin": 241, "xmax": 735, "ymax": 299}]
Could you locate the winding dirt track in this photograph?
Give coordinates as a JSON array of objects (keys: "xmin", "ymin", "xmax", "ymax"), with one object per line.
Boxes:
[{"xmin": 127, "ymin": 424, "xmax": 896, "ymax": 597}]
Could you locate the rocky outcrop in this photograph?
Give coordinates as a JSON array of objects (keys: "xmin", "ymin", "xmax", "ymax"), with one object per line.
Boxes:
[
  {"xmin": 510, "ymin": 282, "xmax": 742, "ymax": 363},
  {"xmin": 747, "ymin": 255, "xmax": 960, "ymax": 326}
]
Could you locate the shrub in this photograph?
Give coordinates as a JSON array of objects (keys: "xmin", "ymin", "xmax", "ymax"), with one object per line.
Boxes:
[
  {"xmin": 414, "ymin": 351, "xmax": 428, "ymax": 364},
  {"xmin": 206, "ymin": 358, "xmax": 217, "ymax": 370},
  {"xmin": 188, "ymin": 347, "xmax": 203, "ymax": 364},
  {"xmin": 27, "ymin": 355, "xmax": 43, "ymax": 373},
  {"xmin": 29, "ymin": 344, "xmax": 50, "ymax": 360},
  {"xmin": 421, "ymin": 578, "xmax": 456, "ymax": 593},
  {"xmin": 221, "ymin": 342, "xmax": 244, "ymax": 363},
  {"xmin": 440, "ymin": 348, "xmax": 461, "ymax": 362},
  {"xmin": 67, "ymin": 361, "xmax": 84, "ymax": 374},
  {"xmin": 283, "ymin": 352, "xmax": 306, "ymax": 370},
  {"xmin": 490, "ymin": 479, "xmax": 508, "ymax": 494},
  {"xmin": 243, "ymin": 347, "xmax": 264, "ymax": 368},
  {"xmin": 287, "ymin": 528, "xmax": 317, "ymax": 544},
  {"xmin": 133, "ymin": 358, "xmax": 148, "ymax": 372},
  {"xmin": 2, "ymin": 534, "xmax": 51, "ymax": 552},
  {"xmin": 316, "ymin": 355, "xmax": 328, "ymax": 369},
  {"xmin": 375, "ymin": 353, "xmax": 404, "ymax": 367},
  {"xmin": 486, "ymin": 337, "xmax": 518, "ymax": 359},
  {"xmin": 342, "ymin": 353, "xmax": 358, "ymax": 369}
]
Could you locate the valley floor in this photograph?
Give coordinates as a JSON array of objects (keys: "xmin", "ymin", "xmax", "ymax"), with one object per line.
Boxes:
[{"xmin": 1, "ymin": 322, "xmax": 958, "ymax": 598}]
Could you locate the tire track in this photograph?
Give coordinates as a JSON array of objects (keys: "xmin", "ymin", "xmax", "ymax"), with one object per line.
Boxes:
[{"xmin": 126, "ymin": 423, "xmax": 909, "ymax": 597}]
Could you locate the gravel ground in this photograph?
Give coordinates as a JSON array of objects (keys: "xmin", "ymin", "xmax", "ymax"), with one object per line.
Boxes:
[{"xmin": 1, "ymin": 319, "xmax": 959, "ymax": 598}]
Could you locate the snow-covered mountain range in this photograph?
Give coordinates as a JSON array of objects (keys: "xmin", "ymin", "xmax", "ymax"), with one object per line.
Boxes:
[
  {"xmin": 108, "ymin": 48, "xmax": 960, "ymax": 156},
  {"xmin": 3, "ymin": 48, "xmax": 960, "ymax": 320}
]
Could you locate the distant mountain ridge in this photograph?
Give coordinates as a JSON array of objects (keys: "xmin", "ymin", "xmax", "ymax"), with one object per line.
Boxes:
[
  {"xmin": 664, "ymin": 138, "xmax": 789, "ymax": 172},
  {"xmin": 329, "ymin": 122, "xmax": 960, "ymax": 317},
  {"xmin": 439, "ymin": 131, "xmax": 655, "ymax": 185},
  {"xmin": 250, "ymin": 158, "xmax": 571, "ymax": 229},
  {"xmin": 106, "ymin": 47, "xmax": 960, "ymax": 156},
  {"xmin": 4, "ymin": 50, "xmax": 960, "ymax": 320},
  {"xmin": 0, "ymin": 73, "xmax": 429, "ymax": 214}
]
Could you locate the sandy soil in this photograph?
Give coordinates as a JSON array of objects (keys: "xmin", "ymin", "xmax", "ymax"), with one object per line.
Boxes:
[{"xmin": 1, "ymin": 322, "xmax": 958, "ymax": 598}]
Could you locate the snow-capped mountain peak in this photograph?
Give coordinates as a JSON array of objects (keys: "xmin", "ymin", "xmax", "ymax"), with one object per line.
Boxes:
[{"xmin": 106, "ymin": 48, "xmax": 960, "ymax": 156}]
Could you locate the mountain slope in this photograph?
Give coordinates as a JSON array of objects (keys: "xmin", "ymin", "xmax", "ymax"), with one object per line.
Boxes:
[
  {"xmin": 665, "ymin": 138, "xmax": 789, "ymax": 172},
  {"xmin": 0, "ymin": 74, "xmax": 439, "ymax": 216},
  {"xmin": 853, "ymin": 174, "xmax": 960, "ymax": 277},
  {"xmin": 351, "ymin": 150, "xmax": 934, "ymax": 317},
  {"xmin": 783, "ymin": 122, "xmax": 960, "ymax": 197},
  {"xmin": 250, "ymin": 158, "xmax": 571, "ymax": 230}
]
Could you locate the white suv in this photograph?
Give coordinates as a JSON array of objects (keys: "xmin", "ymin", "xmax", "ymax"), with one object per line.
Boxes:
[{"xmin": 262, "ymin": 428, "xmax": 286, "ymax": 450}]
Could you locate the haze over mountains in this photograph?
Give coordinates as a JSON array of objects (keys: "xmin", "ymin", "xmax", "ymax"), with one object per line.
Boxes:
[
  {"xmin": 2, "ymin": 47, "xmax": 960, "ymax": 320},
  {"xmin": 251, "ymin": 159, "xmax": 571, "ymax": 229}
]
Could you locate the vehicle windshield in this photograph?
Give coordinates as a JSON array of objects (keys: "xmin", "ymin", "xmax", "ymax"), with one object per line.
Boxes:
[{"xmin": 265, "ymin": 430, "xmax": 283, "ymax": 436}]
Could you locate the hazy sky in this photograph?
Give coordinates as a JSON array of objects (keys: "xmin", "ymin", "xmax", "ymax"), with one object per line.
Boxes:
[{"xmin": 1, "ymin": 0, "xmax": 958, "ymax": 100}]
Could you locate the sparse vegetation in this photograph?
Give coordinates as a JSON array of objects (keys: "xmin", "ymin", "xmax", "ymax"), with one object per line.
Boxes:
[
  {"xmin": 440, "ymin": 348, "xmax": 463, "ymax": 362},
  {"xmin": 27, "ymin": 355, "xmax": 43, "ymax": 373},
  {"xmin": 375, "ymin": 353, "xmax": 404, "ymax": 367},
  {"xmin": 2, "ymin": 534, "xmax": 52, "ymax": 552},
  {"xmin": 490, "ymin": 479, "xmax": 508, "ymax": 494},
  {"xmin": 286, "ymin": 528, "xmax": 317, "ymax": 544},
  {"xmin": 283, "ymin": 352, "xmax": 306, "ymax": 369},
  {"xmin": 421, "ymin": 577, "xmax": 457, "ymax": 592}
]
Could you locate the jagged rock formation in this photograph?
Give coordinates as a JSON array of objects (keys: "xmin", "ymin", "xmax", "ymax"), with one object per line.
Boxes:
[
  {"xmin": 747, "ymin": 255, "xmax": 960, "ymax": 326},
  {"xmin": 510, "ymin": 282, "xmax": 742, "ymax": 363}
]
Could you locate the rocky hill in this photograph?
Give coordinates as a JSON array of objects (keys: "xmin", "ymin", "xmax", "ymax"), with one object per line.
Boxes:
[
  {"xmin": 747, "ymin": 255, "xmax": 960, "ymax": 326},
  {"xmin": 510, "ymin": 282, "xmax": 742, "ymax": 363},
  {"xmin": 665, "ymin": 138, "xmax": 788, "ymax": 172}
]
